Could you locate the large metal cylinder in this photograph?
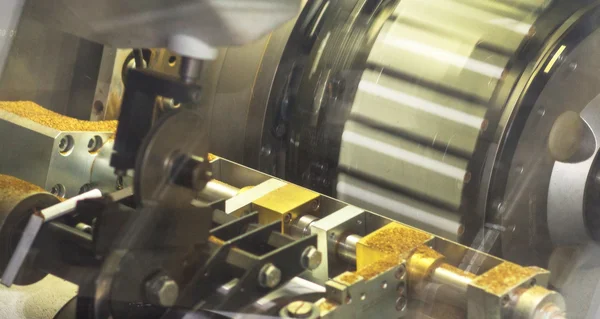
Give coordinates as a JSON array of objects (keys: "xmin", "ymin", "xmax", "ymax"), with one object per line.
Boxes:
[
  {"xmin": 202, "ymin": 0, "xmax": 600, "ymax": 261},
  {"xmin": 0, "ymin": 174, "xmax": 59, "ymax": 285}
]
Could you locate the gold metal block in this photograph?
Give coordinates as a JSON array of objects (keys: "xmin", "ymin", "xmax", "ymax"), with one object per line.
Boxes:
[
  {"xmin": 356, "ymin": 222, "xmax": 433, "ymax": 271},
  {"xmin": 471, "ymin": 262, "xmax": 547, "ymax": 296},
  {"xmin": 407, "ymin": 245, "xmax": 445, "ymax": 288},
  {"xmin": 252, "ymin": 183, "xmax": 320, "ymax": 233}
]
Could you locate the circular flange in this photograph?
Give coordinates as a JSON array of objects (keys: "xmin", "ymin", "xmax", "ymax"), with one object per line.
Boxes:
[
  {"xmin": 548, "ymin": 95, "xmax": 600, "ymax": 245},
  {"xmin": 134, "ymin": 109, "xmax": 210, "ymax": 206}
]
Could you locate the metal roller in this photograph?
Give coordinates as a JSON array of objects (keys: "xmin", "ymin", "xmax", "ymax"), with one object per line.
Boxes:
[
  {"xmin": 338, "ymin": 0, "xmax": 549, "ymax": 241},
  {"xmin": 203, "ymin": 0, "xmax": 600, "ymax": 264},
  {"xmin": 0, "ymin": 174, "xmax": 59, "ymax": 285}
]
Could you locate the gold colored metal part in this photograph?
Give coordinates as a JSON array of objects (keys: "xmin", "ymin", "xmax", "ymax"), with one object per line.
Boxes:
[
  {"xmin": 407, "ymin": 245, "xmax": 446, "ymax": 289},
  {"xmin": 471, "ymin": 262, "xmax": 546, "ymax": 296},
  {"xmin": 208, "ymin": 153, "xmax": 218, "ymax": 162},
  {"xmin": 337, "ymin": 272, "xmax": 362, "ymax": 285},
  {"xmin": 252, "ymin": 183, "xmax": 320, "ymax": 233},
  {"xmin": 0, "ymin": 101, "xmax": 117, "ymax": 132},
  {"xmin": 355, "ymin": 222, "xmax": 433, "ymax": 271}
]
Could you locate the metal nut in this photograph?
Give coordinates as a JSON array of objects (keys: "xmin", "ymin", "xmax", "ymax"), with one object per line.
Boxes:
[
  {"xmin": 258, "ymin": 263, "xmax": 281, "ymax": 288},
  {"xmin": 145, "ymin": 274, "xmax": 179, "ymax": 307},
  {"xmin": 301, "ymin": 246, "xmax": 322, "ymax": 270}
]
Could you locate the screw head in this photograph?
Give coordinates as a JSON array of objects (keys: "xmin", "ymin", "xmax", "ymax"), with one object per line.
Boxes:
[
  {"xmin": 310, "ymin": 199, "xmax": 320, "ymax": 212},
  {"xmin": 301, "ymin": 246, "xmax": 322, "ymax": 270},
  {"xmin": 274, "ymin": 123, "xmax": 286, "ymax": 138},
  {"xmin": 284, "ymin": 213, "xmax": 292, "ymax": 224},
  {"xmin": 260, "ymin": 145, "xmax": 272, "ymax": 157},
  {"xmin": 145, "ymin": 274, "xmax": 179, "ymax": 307},
  {"xmin": 88, "ymin": 138, "xmax": 96, "ymax": 150},
  {"xmin": 79, "ymin": 183, "xmax": 93, "ymax": 194},
  {"xmin": 58, "ymin": 135, "xmax": 74, "ymax": 154},
  {"xmin": 59, "ymin": 138, "xmax": 67, "ymax": 151},
  {"xmin": 258, "ymin": 263, "xmax": 281, "ymax": 288},
  {"xmin": 395, "ymin": 296, "xmax": 407, "ymax": 312},
  {"xmin": 395, "ymin": 265, "xmax": 406, "ymax": 280},
  {"xmin": 50, "ymin": 184, "xmax": 66, "ymax": 198},
  {"xmin": 284, "ymin": 301, "xmax": 314, "ymax": 318}
]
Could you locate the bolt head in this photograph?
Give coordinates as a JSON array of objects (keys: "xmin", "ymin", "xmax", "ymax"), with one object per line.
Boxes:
[
  {"xmin": 301, "ymin": 246, "xmax": 322, "ymax": 270},
  {"xmin": 274, "ymin": 123, "xmax": 286, "ymax": 138},
  {"xmin": 285, "ymin": 301, "xmax": 314, "ymax": 318},
  {"xmin": 259, "ymin": 263, "xmax": 281, "ymax": 288},
  {"xmin": 146, "ymin": 275, "xmax": 179, "ymax": 307},
  {"xmin": 395, "ymin": 296, "xmax": 407, "ymax": 312},
  {"xmin": 58, "ymin": 138, "xmax": 68, "ymax": 151}
]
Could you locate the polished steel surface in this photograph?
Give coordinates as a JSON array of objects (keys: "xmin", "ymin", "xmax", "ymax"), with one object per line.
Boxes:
[
  {"xmin": 337, "ymin": 173, "xmax": 463, "ymax": 241},
  {"xmin": 337, "ymin": 0, "xmax": 548, "ymax": 244},
  {"xmin": 336, "ymin": 234, "xmax": 361, "ymax": 264},
  {"xmin": 0, "ymin": 109, "xmax": 113, "ymax": 198},
  {"xmin": 307, "ymin": 205, "xmax": 365, "ymax": 283}
]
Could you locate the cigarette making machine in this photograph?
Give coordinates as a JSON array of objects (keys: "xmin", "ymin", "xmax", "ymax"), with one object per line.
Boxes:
[{"xmin": 1, "ymin": 0, "xmax": 600, "ymax": 318}]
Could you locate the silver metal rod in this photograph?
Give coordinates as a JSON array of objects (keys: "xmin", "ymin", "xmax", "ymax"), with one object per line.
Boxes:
[
  {"xmin": 199, "ymin": 180, "xmax": 240, "ymax": 201},
  {"xmin": 336, "ymin": 234, "xmax": 362, "ymax": 264},
  {"xmin": 430, "ymin": 266, "xmax": 472, "ymax": 294}
]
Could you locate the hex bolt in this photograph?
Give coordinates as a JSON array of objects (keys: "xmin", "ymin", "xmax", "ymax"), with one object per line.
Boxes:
[
  {"xmin": 145, "ymin": 274, "xmax": 179, "ymax": 307},
  {"xmin": 282, "ymin": 301, "xmax": 315, "ymax": 318},
  {"xmin": 301, "ymin": 246, "xmax": 322, "ymax": 270},
  {"xmin": 258, "ymin": 263, "xmax": 281, "ymax": 288}
]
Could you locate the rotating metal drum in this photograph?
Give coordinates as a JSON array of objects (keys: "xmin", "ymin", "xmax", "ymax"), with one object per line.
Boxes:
[
  {"xmin": 0, "ymin": 174, "xmax": 59, "ymax": 285},
  {"xmin": 203, "ymin": 0, "xmax": 600, "ymax": 263}
]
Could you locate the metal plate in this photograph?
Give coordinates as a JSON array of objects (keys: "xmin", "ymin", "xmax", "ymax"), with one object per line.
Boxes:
[{"xmin": 134, "ymin": 109, "xmax": 209, "ymax": 206}]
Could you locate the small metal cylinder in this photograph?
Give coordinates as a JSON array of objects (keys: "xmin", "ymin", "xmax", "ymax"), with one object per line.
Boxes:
[
  {"xmin": 199, "ymin": 180, "xmax": 240, "ymax": 202},
  {"xmin": 430, "ymin": 266, "xmax": 472, "ymax": 294},
  {"xmin": 413, "ymin": 281, "xmax": 468, "ymax": 309},
  {"xmin": 179, "ymin": 57, "xmax": 203, "ymax": 83},
  {"xmin": 336, "ymin": 234, "xmax": 362, "ymax": 264},
  {"xmin": 169, "ymin": 153, "xmax": 211, "ymax": 190},
  {"xmin": 290, "ymin": 215, "xmax": 319, "ymax": 238}
]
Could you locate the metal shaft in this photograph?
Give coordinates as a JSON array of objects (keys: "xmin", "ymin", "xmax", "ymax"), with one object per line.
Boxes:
[
  {"xmin": 200, "ymin": 180, "xmax": 241, "ymax": 201},
  {"xmin": 336, "ymin": 234, "xmax": 362, "ymax": 264},
  {"xmin": 430, "ymin": 266, "xmax": 472, "ymax": 294}
]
